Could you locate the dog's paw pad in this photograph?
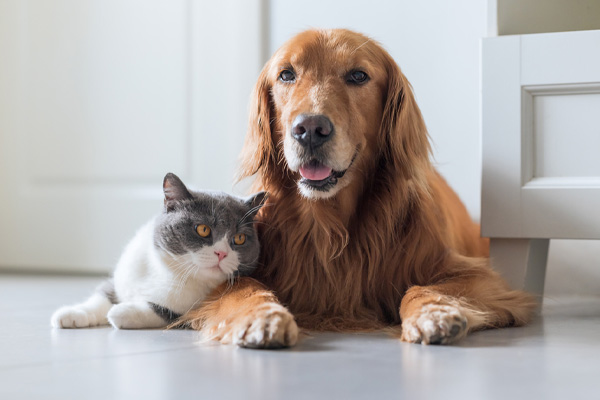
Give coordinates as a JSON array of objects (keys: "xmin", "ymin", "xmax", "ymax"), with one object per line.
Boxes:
[
  {"xmin": 401, "ymin": 304, "xmax": 468, "ymax": 345},
  {"xmin": 232, "ymin": 304, "xmax": 298, "ymax": 349}
]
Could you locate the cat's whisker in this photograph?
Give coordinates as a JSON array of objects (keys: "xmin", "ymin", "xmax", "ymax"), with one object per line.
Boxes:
[
  {"xmin": 239, "ymin": 202, "xmax": 270, "ymax": 224},
  {"xmin": 178, "ymin": 268, "xmax": 195, "ymax": 294},
  {"xmin": 225, "ymin": 271, "xmax": 239, "ymax": 289},
  {"xmin": 238, "ymin": 221, "xmax": 273, "ymax": 229},
  {"xmin": 177, "ymin": 265, "xmax": 197, "ymax": 294},
  {"xmin": 171, "ymin": 261, "xmax": 195, "ymax": 283},
  {"xmin": 178, "ymin": 263, "xmax": 196, "ymax": 293},
  {"xmin": 173, "ymin": 263, "xmax": 189, "ymax": 287},
  {"xmin": 171, "ymin": 265, "xmax": 190, "ymax": 294},
  {"xmin": 170, "ymin": 258, "xmax": 198, "ymax": 294}
]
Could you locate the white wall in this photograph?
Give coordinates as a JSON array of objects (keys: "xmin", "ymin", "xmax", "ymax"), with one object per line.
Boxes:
[{"xmin": 268, "ymin": 0, "xmax": 600, "ymax": 296}]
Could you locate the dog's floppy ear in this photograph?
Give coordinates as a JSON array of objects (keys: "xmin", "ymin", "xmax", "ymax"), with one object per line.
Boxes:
[
  {"xmin": 378, "ymin": 51, "xmax": 431, "ymax": 183},
  {"xmin": 237, "ymin": 62, "xmax": 277, "ymax": 183}
]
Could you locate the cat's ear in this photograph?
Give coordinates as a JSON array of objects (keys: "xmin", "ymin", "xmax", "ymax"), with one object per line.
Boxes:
[
  {"xmin": 244, "ymin": 191, "xmax": 268, "ymax": 219},
  {"xmin": 163, "ymin": 173, "xmax": 192, "ymax": 211}
]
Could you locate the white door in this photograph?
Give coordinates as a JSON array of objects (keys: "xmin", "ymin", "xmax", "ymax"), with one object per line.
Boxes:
[
  {"xmin": 482, "ymin": 30, "xmax": 600, "ymax": 240},
  {"xmin": 0, "ymin": 0, "xmax": 264, "ymax": 273}
]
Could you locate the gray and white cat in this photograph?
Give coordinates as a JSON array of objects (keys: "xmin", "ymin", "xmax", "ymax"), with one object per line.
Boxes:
[{"xmin": 51, "ymin": 173, "xmax": 266, "ymax": 329}]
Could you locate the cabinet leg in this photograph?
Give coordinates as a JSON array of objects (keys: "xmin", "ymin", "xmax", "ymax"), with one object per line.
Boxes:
[{"xmin": 489, "ymin": 238, "xmax": 550, "ymax": 298}]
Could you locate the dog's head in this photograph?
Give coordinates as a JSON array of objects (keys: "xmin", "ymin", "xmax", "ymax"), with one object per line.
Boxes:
[{"xmin": 239, "ymin": 29, "xmax": 430, "ymax": 200}]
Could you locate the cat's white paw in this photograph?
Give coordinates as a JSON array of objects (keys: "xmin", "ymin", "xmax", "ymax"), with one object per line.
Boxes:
[
  {"xmin": 51, "ymin": 306, "xmax": 97, "ymax": 328},
  {"xmin": 107, "ymin": 303, "xmax": 165, "ymax": 329},
  {"xmin": 107, "ymin": 303, "xmax": 140, "ymax": 329},
  {"xmin": 232, "ymin": 303, "xmax": 299, "ymax": 349}
]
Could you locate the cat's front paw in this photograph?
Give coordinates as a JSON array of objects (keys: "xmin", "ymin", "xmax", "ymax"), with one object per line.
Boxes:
[
  {"xmin": 401, "ymin": 304, "xmax": 468, "ymax": 345},
  {"xmin": 51, "ymin": 306, "xmax": 97, "ymax": 328},
  {"xmin": 107, "ymin": 302, "xmax": 166, "ymax": 329},
  {"xmin": 231, "ymin": 303, "xmax": 299, "ymax": 349}
]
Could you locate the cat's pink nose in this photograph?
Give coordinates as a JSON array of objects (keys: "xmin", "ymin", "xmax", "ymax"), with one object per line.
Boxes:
[{"xmin": 214, "ymin": 251, "xmax": 227, "ymax": 262}]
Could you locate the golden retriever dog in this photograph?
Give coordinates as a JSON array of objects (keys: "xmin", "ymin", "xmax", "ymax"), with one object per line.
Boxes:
[{"xmin": 179, "ymin": 29, "xmax": 535, "ymax": 346}]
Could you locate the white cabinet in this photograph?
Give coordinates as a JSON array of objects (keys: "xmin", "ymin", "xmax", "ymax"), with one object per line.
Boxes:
[{"xmin": 482, "ymin": 30, "xmax": 600, "ymax": 296}]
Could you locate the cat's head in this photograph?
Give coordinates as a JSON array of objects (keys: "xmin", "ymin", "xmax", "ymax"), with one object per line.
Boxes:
[{"xmin": 154, "ymin": 173, "xmax": 267, "ymax": 281}]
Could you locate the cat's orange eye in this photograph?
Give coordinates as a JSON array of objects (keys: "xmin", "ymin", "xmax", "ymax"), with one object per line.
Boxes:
[
  {"xmin": 234, "ymin": 233, "xmax": 246, "ymax": 245},
  {"xmin": 195, "ymin": 224, "xmax": 211, "ymax": 238}
]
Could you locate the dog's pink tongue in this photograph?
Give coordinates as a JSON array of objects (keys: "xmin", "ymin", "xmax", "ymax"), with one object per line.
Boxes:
[{"xmin": 299, "ymin": 163, "xmax": 332, "ymax": 181}]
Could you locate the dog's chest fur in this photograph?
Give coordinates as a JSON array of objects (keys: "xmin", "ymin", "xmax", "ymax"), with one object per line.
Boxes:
[{"xmin": 253, "ymin": 190, "xmax": 439, "ymax": 330}]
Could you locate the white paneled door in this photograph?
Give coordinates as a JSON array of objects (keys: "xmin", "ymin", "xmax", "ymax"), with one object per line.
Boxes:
[{"xmin": 0, "ymin": 0, "xmax": 264, "ymax": 273}]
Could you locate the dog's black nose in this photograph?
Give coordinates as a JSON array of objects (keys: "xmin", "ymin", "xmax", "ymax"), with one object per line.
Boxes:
[{"xmin": 291, "ymin": 114, "xmax": 334, "ymax": 149}]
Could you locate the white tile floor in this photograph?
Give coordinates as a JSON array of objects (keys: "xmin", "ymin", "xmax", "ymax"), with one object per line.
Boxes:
[{"xmin": 1, "ymin": 273, "xmax": 599, "ymax": 400}]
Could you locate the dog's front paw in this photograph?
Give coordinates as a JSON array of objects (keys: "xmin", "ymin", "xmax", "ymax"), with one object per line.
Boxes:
[
  {"xmin": 51, "ymin": 306, "xmax": 96, "ymax": 328},
  {"xmin": 401, "ymin": 304, "xmax": 468, "ymax": 345},
  {"xmin": 230, "ymin": 303, "xmax": 299, "ymax": 349}
]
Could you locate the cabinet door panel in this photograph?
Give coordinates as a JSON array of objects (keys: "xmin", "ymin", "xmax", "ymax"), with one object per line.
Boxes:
[{"xmin": 482, "ymin": 30, "xmax": 600, "ymax": 239}]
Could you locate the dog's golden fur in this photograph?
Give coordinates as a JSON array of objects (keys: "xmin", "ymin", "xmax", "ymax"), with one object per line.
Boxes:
[{"xmin": 179, "ymin": 29, "xmax": 535, "ymax": 346}]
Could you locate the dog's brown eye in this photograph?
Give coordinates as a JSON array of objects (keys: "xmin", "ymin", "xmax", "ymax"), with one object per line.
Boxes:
[
  {"xmin": 279, "ymin": 69, "xmax": 296, "ymax": 82},
  {"xmin": 347, "ymin": 70, "xmax": 369, "ymax": 84}
]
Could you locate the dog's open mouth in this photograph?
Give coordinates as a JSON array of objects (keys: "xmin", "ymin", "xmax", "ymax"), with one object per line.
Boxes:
[{"xmin": 298, "ymin": 156, "xmax": 355, "ymax": 191}]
